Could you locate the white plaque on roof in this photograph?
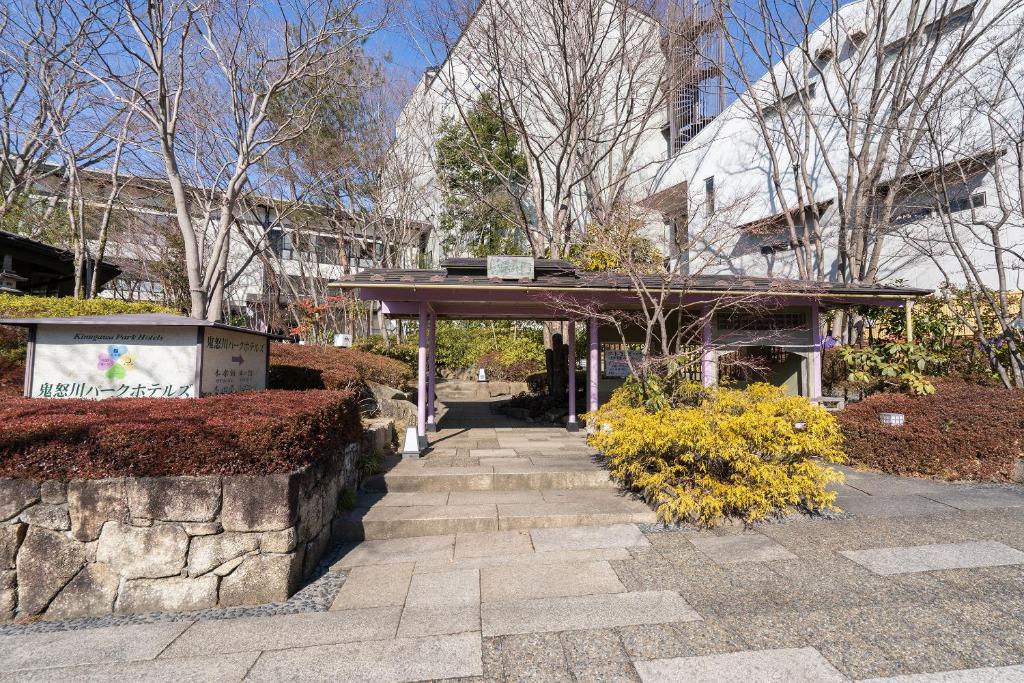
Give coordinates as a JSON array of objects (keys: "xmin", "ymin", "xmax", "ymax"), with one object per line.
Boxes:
[{"xmin": 487, "ymin": 255, "xmax": 535, "ymax": 280}]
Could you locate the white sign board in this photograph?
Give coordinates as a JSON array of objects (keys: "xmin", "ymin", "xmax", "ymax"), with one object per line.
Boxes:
[
  {"xmin": 200, "ymin": 328, "xmax": 268, "ymax": 395},
  {"xmin": 30, "ymin": 325, "xmax": 198, "ymax": 399},
  {"xmin": 603, "ymin": 349, "xmax": 645, "ymax": 378},
  {"xmin": 333, "ymin": 333, "xmax": 353, "ymax": 348},
  {"xmin": 487, "ymin": 255, "xmax": 535, "ymax": 280}
]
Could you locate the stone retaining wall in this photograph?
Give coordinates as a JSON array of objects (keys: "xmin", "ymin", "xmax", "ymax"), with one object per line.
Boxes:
[{"xmin": 1, "ymin": 421, "xmax": 393, "ymax": 622}]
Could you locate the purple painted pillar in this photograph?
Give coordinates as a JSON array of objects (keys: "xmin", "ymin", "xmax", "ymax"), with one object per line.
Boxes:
[
  {"xmin": 701, "ymin": 305, "xmax": 714, "ymax": 387},
  {"xmin": 417, "ymin": 304, "xmax": 427, "ymax": 444},
  {"xmin": 810, "ymin": 300, "xmax": 823, "ymax": 399},
  {"xmin": 567, "ymin": 320, "xmax": 578, "ymax": 432},
  {"xmin": 427, "ymin": 312, "xmax": 436, "ymax": 431},
  {"xmin": 588, "ymin": 317, "xmax": 599, "ymax": 417}
]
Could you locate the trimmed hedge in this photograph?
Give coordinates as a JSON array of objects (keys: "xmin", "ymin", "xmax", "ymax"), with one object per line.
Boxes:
[
  {"xmin": 269, "ymin": 344, "xmax": 412, "ymax": 391},
  {"xmin": 0, "ymin": 389, "xmax": 363, "ymax": 480},
  {"xmin": 0, "ymin": 293, "xmax": 176, "ymax": 318},
  {"xmin": 837, "ymin": 381, "xmax": 1024, "ymax": 481}
]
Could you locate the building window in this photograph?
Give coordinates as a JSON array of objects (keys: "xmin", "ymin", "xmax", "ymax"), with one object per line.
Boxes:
[
  {"xmin": 883, "ymin": 3, "xmax": 975, "ymax": 58},
  {"xmin": 269, "ymin": 229, "xmax": 293, "ymax": 260},
  {"xmin": 760, "ymin": 241, "xmax": 791, "ymax": 256},
  {"xmin": 704, "ymin": 177, "xmax": 715, "ymax": 215},
  {"xmin": 947, "ymin": 192, "xmax": 986, "ymax": 213}
]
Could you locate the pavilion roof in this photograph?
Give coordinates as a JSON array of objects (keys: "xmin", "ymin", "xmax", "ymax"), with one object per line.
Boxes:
[{"xmin": 332, "ymin": 258, "xmax": 931, "ymax": 299}]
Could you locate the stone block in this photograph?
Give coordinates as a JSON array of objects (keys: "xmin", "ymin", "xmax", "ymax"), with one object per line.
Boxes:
[
  {"xmin": 20, "ymin": 503, "xmax": 71, "ymax": 531},
  {"xmin": 188, "ymin": 532, "xmax": 260, "ymax": 577},
  {"xmin": 0, "ymin": 479, "xmax": 39, "ymax": 521},
  {"xmin": 221, "ymin": 473, "xmax": 298, "ymax": 532},
  {"xmin": 96, "ymin": 522, "xmax": 187, "ymax": 579},
  {"xmin": 218, "ymin": 553, "xmax": 299, "ymax": 606},
  {"xmin": 0, "ymin": 569, "xmax": 14, "ymax": 590},
  {"xmin": 68, "ymin": 479, "xmax": 126, "ymax": 542},
  {"xmin": 183, "ymin": 521, "xmax": 223, "ymax": 536},
  {"xmin": 47, "ymin": 563, "xmax": 119, "ymax": 619},
  {"xmin": 40, "ymin": 480, "xmax": 67, "ymax": 504},
  {"xmin": 214, "ymin": 556, "xmax": 245, "ymax": 576},
  {"xmin": 302, "ymin": 532, "xmax": 330, "ymax": 577},
  {"xmin": 1013, "ymin": 459, "xmax": 1024, "ymax": 484},
  {"xmin": 297, "ymin": 493, "xmax": 323, "ymax": 542},
  {"xmin": 126, "ymin": 476, "xmax": 221, "ymax": 522},
  {"xmin": 260, "ymin": 528, "xmax": 297, "ymax": 553},
  {"xmin": 0, "ymin": 588, "xmax": 14, "ymax": 620},
  {"xmin": 364, "ymin": 419, "xmax": 395, "ymax": 456},
  {"xmin": 16, "ymin": 526, "xmax": 86, "ymax": 615},
  {"xmin": 0, "ymin": 523, "xmax": 26, "ymax": 569},
  {"xmin": 117, "ymin": 575, "xmax": 218, "ymax": 614}
]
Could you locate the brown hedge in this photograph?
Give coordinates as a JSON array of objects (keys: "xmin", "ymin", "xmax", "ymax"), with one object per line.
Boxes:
[
  {"xmin": 0, "ymin": 389, "xmax": 363, "ymax": 480},
  {"xmin": 837, "ymin": 381, "xmax": 1024, "ymax": 481},
  {"xmin": 269, "ymin": 344, "xmax": 412, "ymax": 391}
]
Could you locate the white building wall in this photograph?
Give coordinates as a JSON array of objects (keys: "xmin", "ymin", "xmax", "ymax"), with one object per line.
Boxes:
[{"xmin": 645, "ymin": 0, "xmax": 1024, "ymax": 292}]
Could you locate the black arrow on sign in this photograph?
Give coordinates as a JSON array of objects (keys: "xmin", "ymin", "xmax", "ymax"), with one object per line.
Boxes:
[{"xmin": 231, "ymin": 356, "xmax": 244, "ymax": 365}]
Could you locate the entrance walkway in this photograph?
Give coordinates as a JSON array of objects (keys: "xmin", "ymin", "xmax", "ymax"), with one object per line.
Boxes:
[
  {"xmin": 338, "ymin": 397, "xmax": 655, "ymax": 540},
  {"xmin": 4, "ymin": 406, "xmax": 1024, "ymax": 681}
]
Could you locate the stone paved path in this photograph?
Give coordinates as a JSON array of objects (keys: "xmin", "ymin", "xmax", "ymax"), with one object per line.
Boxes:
[{"xmin": 4, "ymin": 399, "xmax": 1024, "ymax": 682}]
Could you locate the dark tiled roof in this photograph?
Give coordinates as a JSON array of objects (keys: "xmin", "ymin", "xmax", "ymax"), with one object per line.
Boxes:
[{"xmin": 334, "ymin": 259, "xmax": 931, "ymax": 298}]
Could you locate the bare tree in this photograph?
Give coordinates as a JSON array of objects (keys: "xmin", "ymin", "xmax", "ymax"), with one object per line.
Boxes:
[
  {"xmin": 711, "ymin": 0, "xmax": 1023, "ymax": 289},
  {"xmin": 79, "ymin": 0, "xmax": 389, "ymax": 320},
  {"xmin": 895, "ymin": 19, "xmax": 1024, "ymax": 387},
  {"xmin": 403, "ymin": 0, "xmax": 667, "ymax": 260}
]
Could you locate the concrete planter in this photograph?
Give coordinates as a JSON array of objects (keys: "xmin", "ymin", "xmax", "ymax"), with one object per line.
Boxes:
[{"xmin": 0, "ymin": 428, "xmax": 387, "ymax": 622}]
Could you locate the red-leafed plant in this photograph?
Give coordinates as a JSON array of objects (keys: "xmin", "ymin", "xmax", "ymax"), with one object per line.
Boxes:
[{"xmin": 0, "ymin": 389, "xmax": 362, "ymax": 480}]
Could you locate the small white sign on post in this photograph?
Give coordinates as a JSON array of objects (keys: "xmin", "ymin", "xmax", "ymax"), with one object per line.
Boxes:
[
  {"xmin": 487, "ymin": 255, "xmax": 535, "ymax": 280},
  {"xmin": 333, "ymin": 333, "xmax": 353, "ymax": 348},
  {"xmin": 603, "ymin": 349, "xmax": 644, "ymax": 378}
]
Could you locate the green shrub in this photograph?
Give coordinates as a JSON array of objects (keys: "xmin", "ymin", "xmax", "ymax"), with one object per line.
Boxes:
[
  {"xmin": 353, "ymin": 336, "xmax": 418, "ymax": 370},
  {"xmin": 839, "ymin": 341, "xmax": 943, "ymax": 396},
  {"xmin": 0, "ymin": 293, "xmax": 176, "ymax": 318},
  {"xmin": 586, "ymin": 380, "xmax": 846, "ymax": 528}
]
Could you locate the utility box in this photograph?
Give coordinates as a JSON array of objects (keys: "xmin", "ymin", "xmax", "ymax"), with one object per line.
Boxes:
[{"xmin": 0, "ymin": 313, "xmax": 278, "ymax": 399}]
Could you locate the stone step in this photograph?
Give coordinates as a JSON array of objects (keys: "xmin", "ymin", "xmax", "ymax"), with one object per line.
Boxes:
[
  {"xmin": 335, "ymin": 490, "xmax": 656, "ymax": 540},
  {"xmin": 363, "ymin": 464, "xmax": 616, "ymax": 493}
]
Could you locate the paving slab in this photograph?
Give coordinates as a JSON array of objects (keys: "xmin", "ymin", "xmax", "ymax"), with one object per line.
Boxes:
[
  {"xmin": 481, "ymin": 590, "xmax": 701, "ymax": 636},
  {"xmin": 840, "ymin": 541, "xmax": 1024, "ymax": 576},
  {"xmin": 398, "ymin": 568, "xmax": 481, "ymax": 637},
  {"xmin": 245, "ymin": 632, "xmax": 484, "ymax": 682},
  {"xmin": 919, "ymin": 488, "xmax": 1024, "ymax": 511},
  {"xmin": 498, "ymin": 501, "xmax": 655, "ymax": 529},
  {"xmin": 530, "ymin": 524, "xmax": 651, "ymax": 552},
  {"xmin": 859, "ymin": 664, "xmax": 1024, "ymax": 682},
  {"xmin": 689, "ymin": 533, "xmax": 799, "ymax": 565},
  {"xmin": 0, "ymin": 621, "xmax": 193, "ymax": 672},
  {"xmin": 836, "ymin": 494, "xmax": 960, "ymax": 518},
  {"xmin": 415, "ymin": 546, "xmax": 633, "ymax": 573},
  {"xmin": 161, "ymin": 607, "xmax": 401, "ymax": 657},
  {"xmin": 331, "ymin": 562, "xmax": 414, "ymax": 609},
  {"xmin": 470, "ymin": 449, "xmax": 520, "ymax": 458},
  {"xmin": 333, "ymin": 535, "xmax": 455, "ymax": 567},
  {"xmin": 455, "ymin": 529, "xmax": 535, "ymax": 558},
  {"xmin": 5, "ymin": 652, "xmax": 259, "ymax": 682},
  {"xmin": 480, "ymin": 561, "xmax": 625, "ymax": 601},
  {"xmin": 633, "ymin": 647, "xmax": 848, "ymax": 683}
]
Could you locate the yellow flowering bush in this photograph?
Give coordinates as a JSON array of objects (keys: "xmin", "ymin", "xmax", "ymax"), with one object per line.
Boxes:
[{"xmin": 586, "ymin": 381, "xmax": 846, "ymax": 527}]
